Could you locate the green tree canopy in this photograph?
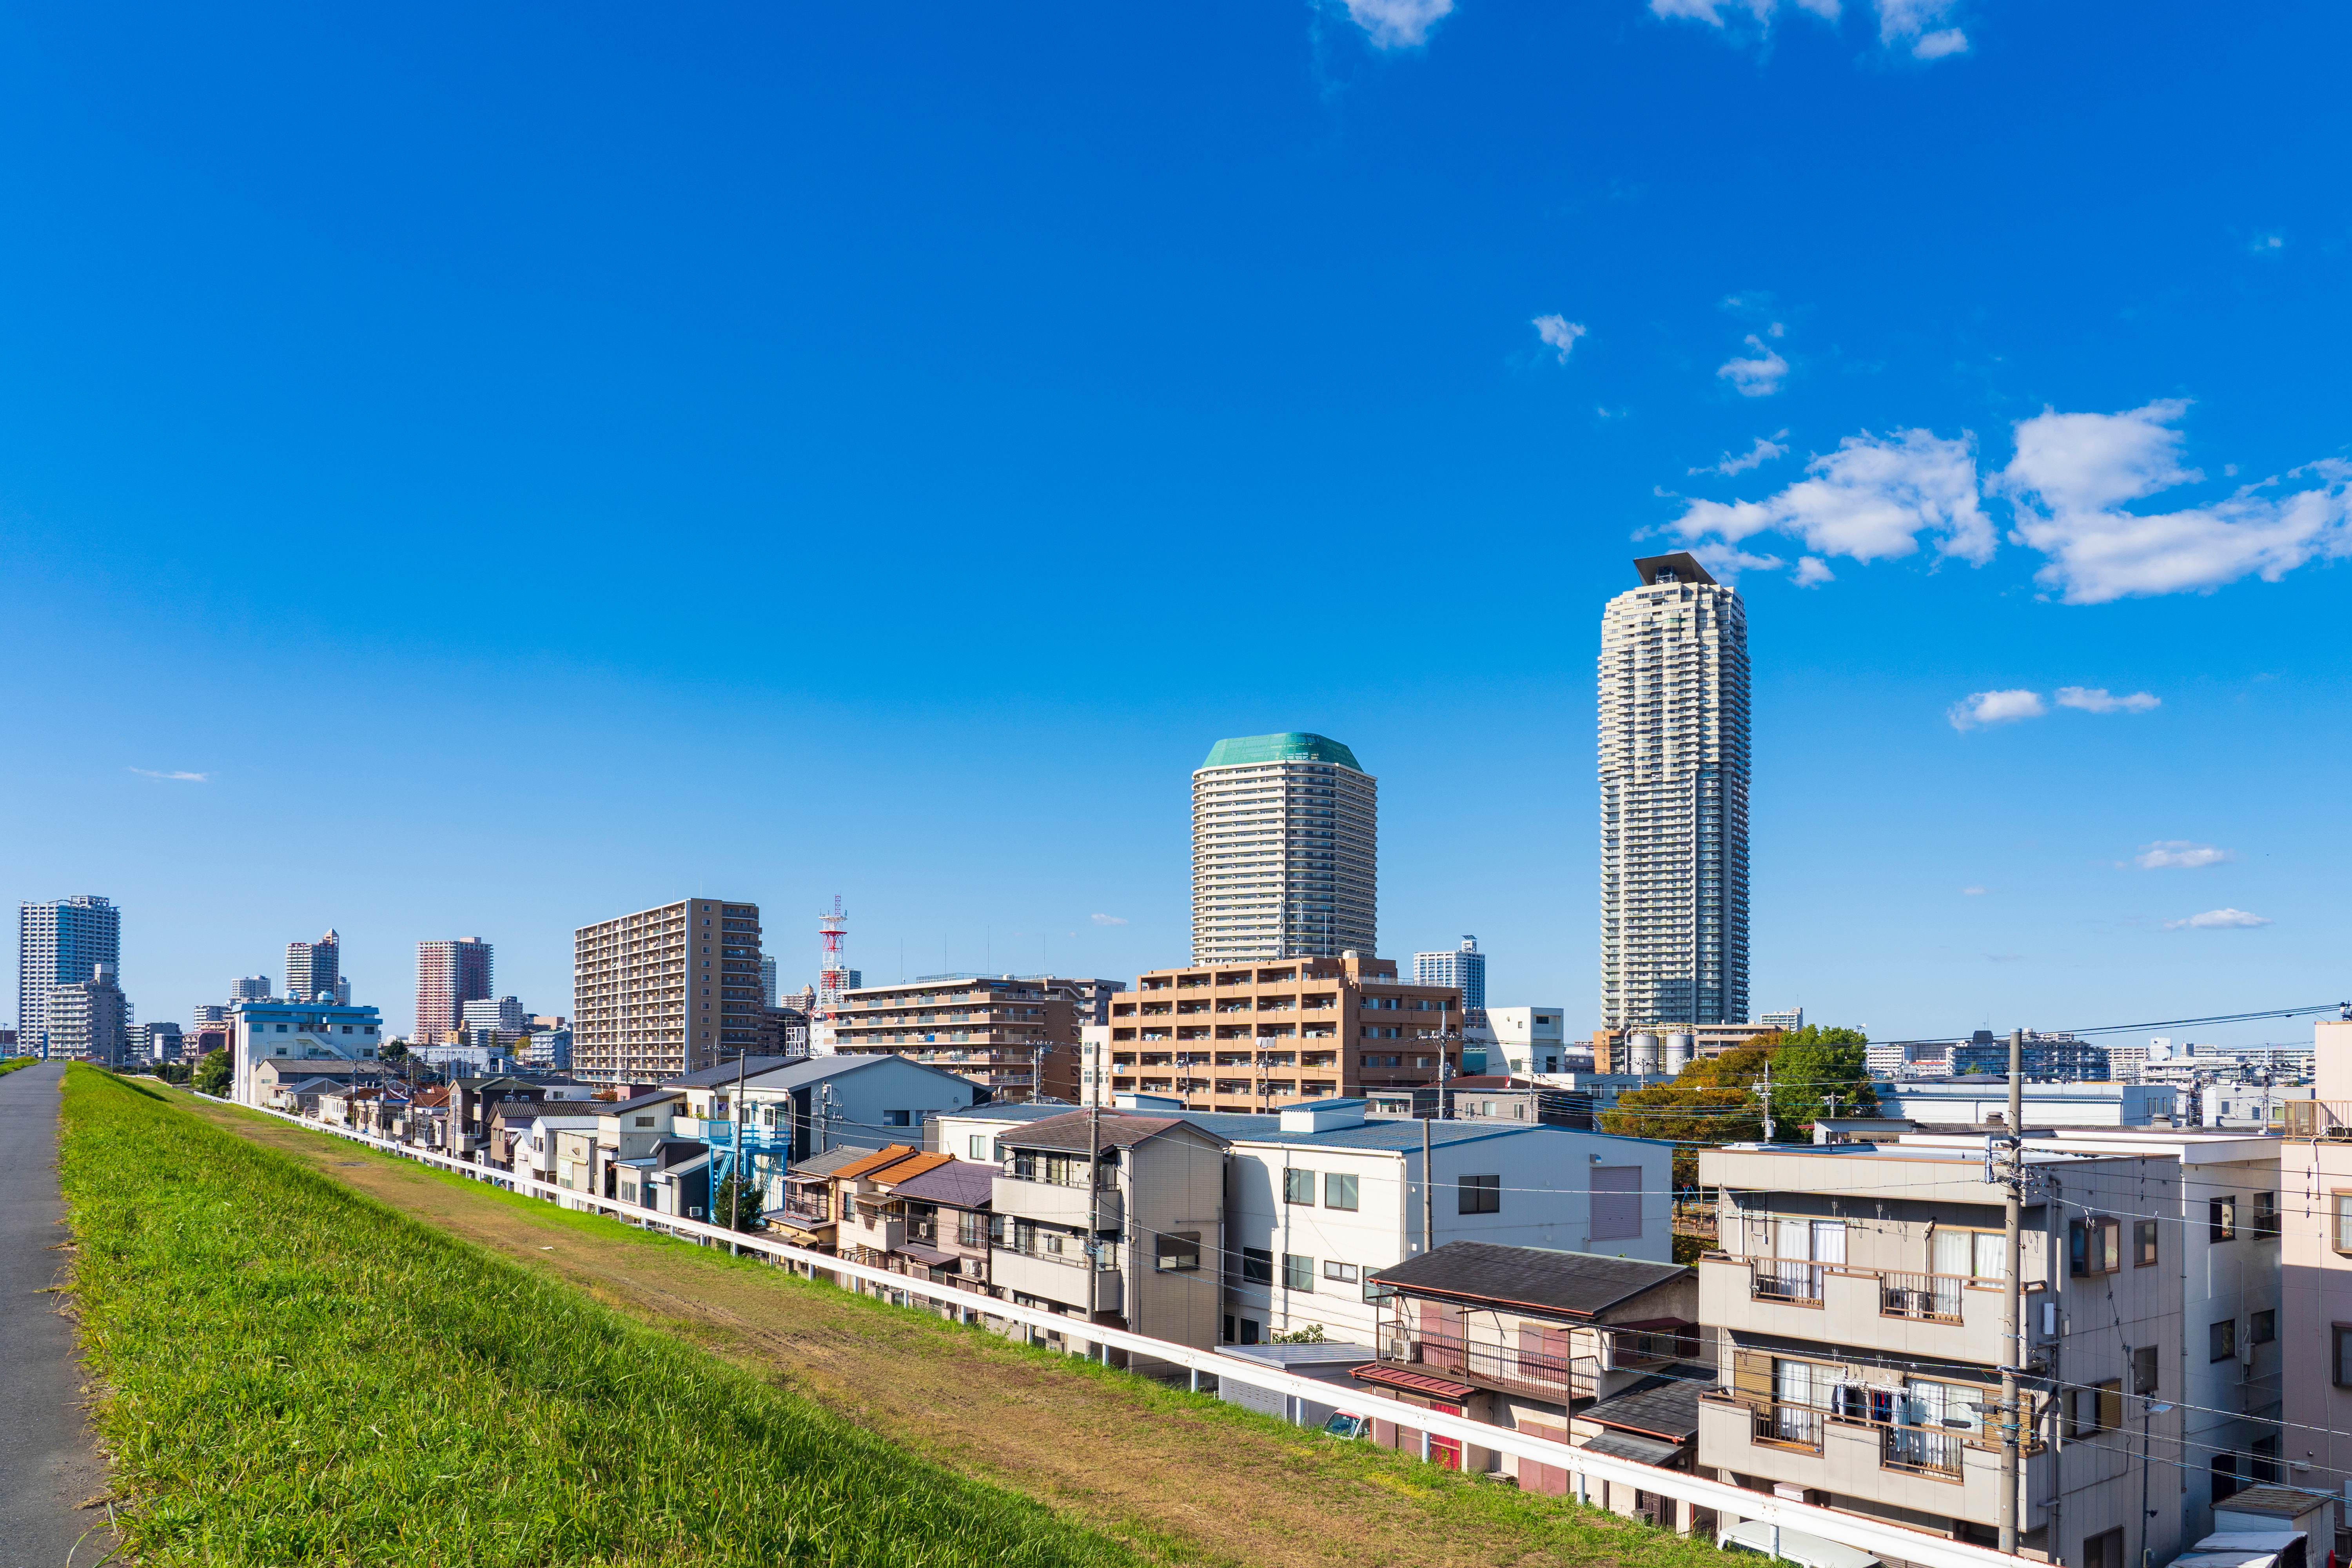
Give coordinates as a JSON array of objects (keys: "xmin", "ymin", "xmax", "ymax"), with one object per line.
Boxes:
[
  {"xmin": 1598, "ymin": 1026, "xmax": 1875, "ymax": 1186},
  {"xmin": 193, "ymin": 1048, "xmax": 232, "ymax": 1097}
]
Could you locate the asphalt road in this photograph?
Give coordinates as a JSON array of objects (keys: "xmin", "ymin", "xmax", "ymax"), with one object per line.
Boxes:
[{"xmin": 0, "ymin": 1061, "xmax": 117, "ymax": 1566}]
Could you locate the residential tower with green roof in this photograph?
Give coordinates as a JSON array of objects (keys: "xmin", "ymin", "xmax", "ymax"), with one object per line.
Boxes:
[{"xmin": 1191, "ymin": 733, "xmax": 1375, "ymax": 964}]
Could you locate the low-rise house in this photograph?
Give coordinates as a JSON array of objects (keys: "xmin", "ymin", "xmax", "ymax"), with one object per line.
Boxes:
[
  {"xmin": 250, "ymin": 1056, "xmax": 385, "ymax": 1114},
  {"xmin": 452, "ymin": 1075, "xmax": 597, "ymax": 1164},
  {"xmin": 615, "ymin": 1139, "xmax": 714, "ymax": 1221},
  {"xmin": 835, "ymin": 1148, "xmax": 956, "ymax": 1267},
  {"xmin": 770, "ymin": 1143, "xmax": 883, "ymax": 1250},
  {"xmin": 1567, "ymin": 1373, "xmax": 1708, "ymax": 1526},
  {"xmin": 511, "ymin": 1112, "xmax": 599, "ymax": 1189},
  {"xmin": 881, "ymin": 1157, "xmax": 999, "ymax": 1290},
  {"xmin": 551, "ymin": 1090, "xmax": 683, "ymax": 1203},
  {"xmin": 1359, "ymin": 1241, "xmax": 1700, "ymax": 1486},
  {"xmin": 728, "ymin": 1055, "xmax": 982, "ymax": 1209},
  {"xmin": 1215, "ymin": 1339, "xmax": 1378, "ymax": 1428}
]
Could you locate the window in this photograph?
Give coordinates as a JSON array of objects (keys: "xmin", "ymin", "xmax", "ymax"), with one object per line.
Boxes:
[
  {"xmin": 2132, "ymin": 1345, "xmax": 2158, "ymax": 1396},
  {"xmin": 2070, "ymin": 1378, "xmax": 2123, "ymax": 1436},
  {"xmin": 2209, "ymin": 1319, "xmax": 2237, "ymax": 1363},
  {"xmin": 2252, "ymin": 1434, "xmax": 2280, "ymax": 1485},
  {"xmin": 1324, "ymin": 1172, "xmax": 1359, "ymax": 1210},
  {"xmin": 1459, "ymin": 1174, "xmax": 1501, "ymax": 1215},
  {"xmin": 1591, "ymin": 1167, "xmax": 1643, "ymax": 1241},
  {"xmin": 1323, "ymin": 1260, "xmax": 1359, "ymax": 1283},
  {"xmin": 276, "ymin": 1024, "xmax": 289, "ymax": 1033},
  {"xmin": 2084, "ymin": 1528, "xmax": 2126, "ymax": 1568},
  {"xmin": 633, "ymin": 1116, "xmax": 654, "ymax": 1128},
  {"xmin": 1157, "ymin": 1231, "xmax": 1201, "ymax": 1272},
  {"xmin": 2335, "ymin": 1326, "xmax": 2352, "ymax": 1388},
  {"xmin": 2212, "ymin": 1454, "xmax": 2239, "ymax": 1504},
  {"xmin": 2070, "ymin": 1217, "xmax": 2121, "ymax": 1275},
  {"xmin": 958, "ymin": 1211, "xmax": 985, "ymax": 1248},
  {"xmin": 2134, "ymin": 1221, "xmax": 2159, "ymax": 1267},
  {"xmin": 2250, "ymin": 1308, "xmax": 2276, "ymax": 1344},
  {"xmin": 1241, "ymin": 1247, "xmax": 1274, "ymax": 1286},
  {"xmin": 2210, "ymin": 1198, "xmax": 2237, "ymax": 1243},
  {"xmin": 2253, "ymin": 1191, "xmax": 2279, "ymax": 1240},
  {"xmin": 1283, "ymin": 1168, "xmax": 1316, "ymax": 1205},
  {"xmin": 1284, "ymin": 1254, "xmax": 1316, "ymax": 1292},
  {"xmin": 2334, "ymin": 1194, "xmax": 2352, "ymax": 1253},
  {"xmin": 883, "ymin": 1110, "xmax": 912, "ymax": 1128},
  {"xmin": 968, "ymin": 1135, "xmax": 993, "ymax": 1160}
]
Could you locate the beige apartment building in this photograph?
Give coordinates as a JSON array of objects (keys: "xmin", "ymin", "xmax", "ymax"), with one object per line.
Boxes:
[
  {"xmin": 1101, "ymin": 952, "xmax": 1461, "ymax": 1112},
  {"xmin": 2280, "ymin": 1018, "xmax": 2352, "ymax": 1556},
  {"xmin": 572, "ymin": 899, "xmax": 763, "ymax": 1083},
  {"xmin": 827, "ymin": 975, "xmax": 1100, "ymax": 1101},
  {"xmin": 1590, "ymin": 1021, "xmax": 1784, "ymax": 1076},
  {"xmin": 1697, "ymin": 1141, "xmax": 2185, "ymax": 1565}
]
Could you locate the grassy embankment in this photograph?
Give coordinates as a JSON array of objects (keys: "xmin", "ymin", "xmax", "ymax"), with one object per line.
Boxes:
[
  {"xmin": 57, "ymin": 1065, "xmax": 1159, "ymax": 1566},
  {"xmin": 0, "ymin": 1054, "xmax": 37, "ymax": 1075},
  {"xmin": 173, "ymin": 1090, "xmax": 1746, "ymax": 1568}
]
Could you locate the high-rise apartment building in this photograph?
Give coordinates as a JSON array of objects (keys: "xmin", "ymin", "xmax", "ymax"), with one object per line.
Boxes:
[
  {"xmin": 572, "ymin": 899, "xmax": 762, "ymax": 1083},
  {"xmin": 49, "ymin": 962, "xmax": 131, "ymax": 1066},
  {"xmin": 1191, "ymin": 733, "xmax": 1375, "ymax": 965},
  {"xmin": 285, "ymin": 931, "xmax": 341, "ymax": 1004},
  {"xmin": 1414, "ymin": 936, "xmax": 1487, "ymax": 1027},
  {"xmin": 759, "ymin": 955, "xmax": 777, "ymax": 1007},
  {"xmin": 462, "ymin": 995, "xmax": 526, "ymax": 1038},
  {"xmin": 1598, "ymin": 553, "xmax": 1750, "ymax": 1029},
  {"xmin": 1756, "ymin": 1005, "xmax": 1802, "ymax": 1031},
  {"xmin": 416, "ymin": 938, "xmax": 493, "ymax": 1042},
  {"xmin": 19, "ymin": 895, "xmax": 121, "ymax": 1055},
  {"xmin": 230, "ymin": 976, "xmax": 272, "ymax": 1002}
]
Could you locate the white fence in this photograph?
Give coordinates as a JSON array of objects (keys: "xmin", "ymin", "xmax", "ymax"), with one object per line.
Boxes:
[{"xmin": 196, "ymin": 1090, "xmax": 2025, "ymax": 1568}]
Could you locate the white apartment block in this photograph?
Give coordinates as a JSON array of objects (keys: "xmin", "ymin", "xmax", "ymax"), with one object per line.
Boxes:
[
  {"xmin": 572, "ymin": 898, "xmax": 763, "ymax": 1083},
  {"xmin": 1474, "ymin": 1005, "xmax": 1568, "ymax": 1076},
  {"xmin": 1599, "ymin": 552, "xmax": 1750, "ymax": 1029},
  {"xmin": 1191, "ymin": 733, "xmax": 1375, "ymax": 965},
  {"xmin": 18, "ymin": 895, "xmax": 120, "ymax": 1055}
]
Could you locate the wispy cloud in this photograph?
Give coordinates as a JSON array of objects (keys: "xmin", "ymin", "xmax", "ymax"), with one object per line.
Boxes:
[
  {"xmin": 1717, "ymin": 334, "xmax": 1789, "ymax": 397},
  {"xmin": 1674, "ymin": 427, "xmax": 1993, "ymax": 581},
  {"xmin": 1532, "ymin": 314, "xmax": 1588, "ymax": 364},
  {"xmin": 1961, "ymin": 885, "xmax": 1987, "ymax": 895},
  {"xmin": 1089, "ymin": 913, "xmax": 1129, "ymax": 927},
  {"xmin": 1652, "ymin": 0, "xmax": 1968, "ymax": 58},
  {"xmin": 1948, "ymin": 689, "xmax": 2045, "ymax": 730},
  {"xmin": 1691, "ymin": 431, "xmax": 1789, "ymax": 477},
  {"xmin": 1340, "ymin": 0, "xmax": 1454, "ymax": 47},
  {"xmin": 1792, "ymin": 556, "xmax": 1835, "ymax": 587},
  {"xmin": 2134, "ymin": 841, "xmax": 2236, "ymax": 870},
  {"xmin": 2163, "ymin": 907, "xmax": 2271, "ymax": 931},
  {"xmin": 130, "ymin": 767, "xmax": 211, "ymax": 782},
  {"xmin": 2055, "ymin": 686, "xmax": 2160, "ymax": 714}
]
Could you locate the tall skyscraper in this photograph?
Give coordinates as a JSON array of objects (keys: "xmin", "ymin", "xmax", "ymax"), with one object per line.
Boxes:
[
  {"xmin": 416, "ymin": 938, "xmax": 494, "ymax": 1042},
  {"xmin": 1191, "ymin": 733, "xmax": 1376, "ymax": 965},
  {"xmin": 573, "ymin": 898, "xmax": 763, "ymax": 1083},
  {"xmin": 1599, "ymin": 553, "xmax": 1750, "ymax": 1029},
  {"xmin": 19, "ymin": 896, "xmax": 121, "ymax": 1055},
  {"xmin": 759, "ymin": 955, "xmax": 778, "ymax": 1007},
  {"xmin": 1414, "ymin": 936, "xmax": 1488, "ymax": 1027},
  {"xmin": 285, "ymin": 931, "xmax": 340, "ymax": 1004}
]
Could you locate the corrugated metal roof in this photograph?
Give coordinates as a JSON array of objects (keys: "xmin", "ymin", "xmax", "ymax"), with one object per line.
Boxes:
[
  {"xmin": 1371, "ymin": 1241, "xmax": 1689, "ymax": 1319},
  {"xmin": 787, "ymin": 1143, "xmax": 882, "ymax": 1177},
  {"xmin": 1348, "ymin": 1363, "xmax": 1476, "ymax": 1402},
  {"xmin": 875, "ymin": 1151, "xmax": 954, "ymax": 1185},
  {"xmin": 1003, "ymin": 1112, "xmax": 1225, "ymax": 1153},
  {"xmin": 1580, "ymin": 1369, "xmax": 1711, "ymax": 1440},
  {"xmin": 1580, "ymin": 1429, "xmax": 1684, "ymax": 1466},
  {"xmin": 826, "ymin": 1144, "xmax": 925, "ymax": 1182}
]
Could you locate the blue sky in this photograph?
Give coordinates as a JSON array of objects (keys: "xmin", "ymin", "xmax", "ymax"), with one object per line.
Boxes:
[{"xmin": 3, "ymin": 0, "xmax": 2346, "ymax": 1045}]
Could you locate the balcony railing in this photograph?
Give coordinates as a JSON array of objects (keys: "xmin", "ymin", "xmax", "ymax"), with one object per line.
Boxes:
[
  {"xmin": 1882, "ymin": 1425, "xmax": 1964, "ymax": 1479},
  {"xmin": 1752, "ymin": 1401, "xmax": 1824, "ymax": 1451},
  {"xmin": 1877, "ymin": 1271, "xmax": 1967, "ymax": 1323},
  {"xmin": 1750, "ymin": 1259, "xmax": 1824, "ymax": 1305},
  {"xmin": 1388, "ymin": 1330, "xmax": 1599, "ymax": 1401},
  {"xmin": 2281, "ymin": 1101, "xmax": 2352, "ymax": 1139}
]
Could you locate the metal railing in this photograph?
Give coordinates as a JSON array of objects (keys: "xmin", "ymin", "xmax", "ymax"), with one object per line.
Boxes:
[
  {"xmin": 1883, "ymin": 1425, "xmax": 1964, "ymax": 1479},
  {"xmin": 194, "ymin": 1089, "xmax": 2037, "ymax": 1568},
  {"xmin": 1389, "ymin": 1330, "xmax": 1600, "ymax": 1401},
  {"xmin": 1750, "ymin": 1259, "xmax": 1824, "ymax": 1305},
  {"xmin": 1751, "ymin": 1401, "xmax": 1824, "ymax": 1451},
  {"xmin": 1878, "ymin": 1272, "xmax": 1967, "ymax": 1323},
  {"xmin": 1602, "ymin": 1325, "xmax": 1709, "ymax": 1369},
  {"xmin": 2280, "ymin": 1101, "xmax": 2352, "ymax": 1139}
]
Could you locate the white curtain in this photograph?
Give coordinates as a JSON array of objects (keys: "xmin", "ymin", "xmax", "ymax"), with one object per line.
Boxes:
[
  {"xmin": 1973, "ymin": 1230, "xmax": 2007, "ymax": 1279},
  {"xmin": 1931, "ymin": 1228, "xmax": 1971, "ymax": 1278},
  {"xmin": 1777, "ymin": 1218, "xmax": 1812, "ymax": 1260},
  {"xmin": 1811, "ymin": 1221, "xmax": 1847, "ymax": 1265}
]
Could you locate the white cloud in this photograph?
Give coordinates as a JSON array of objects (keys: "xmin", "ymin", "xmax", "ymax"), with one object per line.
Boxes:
[
  {"xmin": 1342, "ymin": 0, "xmax": 1454, "ymax": 47},
  {"xmin": 1089, "ymin": 913, "xmax": 1129, "ymax": 926},
  {"xmin": 1948, "ymin": 689, "xmax": 2045, "ymax": 730},
  {"xmin": 2163, "ymin": 907, "xmax": 2271, "ymax": 931},
  {"xmin": 1910, "ymin": 27, "xmax": 1967, "ymax": 56},
  {"xmin": 129, "ymin": 767, "xmax": 210, "ymax": 782},
  {"xmin": 1533, "ymin": 314, "xmax": 1588, "ymax": 365},
  {"xmin": 2055, "ymin": 686, "xmax": 2160, "ymax": 714},
  {"xmin": 1960, "ymin": 885, "xmax": 1987, "ymax": 895},
  {"xmin": 2001, "ymin": 401, "xmax": 2352, "ymax": 604},
  {"xmin": 1673, "ymin": 427, "xmax": 1994, "ymax": 577},
  {"xmin": 1792, "ymin": 556, "xmax": 1835, "ymax": 586},
  {"xmin": 2134, "ymin": 841, "xmax": 2236, "ymax": 870},
  {"xmin": 1691, "ymin": 431, "xmax": 1789, "ymax": 477},
  {"xmin": 1717, "ymin": 335, "xmax": 1789, "ymax": 397},
  {"xmin": 1653, "ymin": 0, "xmax": 1967, "ymax": 56}
]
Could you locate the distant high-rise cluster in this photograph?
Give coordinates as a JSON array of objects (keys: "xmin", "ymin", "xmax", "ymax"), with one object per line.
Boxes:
[
  {"xmin": 417, "ymin": 938, "xmax": 493, "ymax": 1042},
  {"xmin": 18, "ymin": 895, "xmax": 122, "ymax": 1056},
  {"xmin": 1598, "ymin": 553, "xmax": 1750, "ymax": 1029},
  {"xmin": 1190, "ymin": 733, "xmax": 1375, "ymax": 965},
  {"xmin": 285, "ymin": 930, "xmax": 342, "ymax": 1005}
]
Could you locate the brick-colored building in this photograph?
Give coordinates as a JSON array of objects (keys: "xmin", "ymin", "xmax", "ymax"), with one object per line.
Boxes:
[
  {"xmin": 1102, "ymin": 952, "xmax": 1461, "ymax": 1112},
  {"xmin": 828, "ymin": 974, "xmax": 1125, "ymax": 1102},
  {"xmin": 572, "ymin": 899, "xmax": 764, "ymax": 1084}
]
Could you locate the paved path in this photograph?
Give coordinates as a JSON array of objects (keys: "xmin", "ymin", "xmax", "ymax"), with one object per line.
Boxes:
[{"xmin": 0, "ymin": 1062, "xmax": 117, "ymax": 1566}]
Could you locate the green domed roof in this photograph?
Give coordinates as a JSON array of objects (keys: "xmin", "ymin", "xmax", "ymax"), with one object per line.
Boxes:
[{"xmin": 1200, "ymin": 733, "xmax": 1363, "ymax": 771}]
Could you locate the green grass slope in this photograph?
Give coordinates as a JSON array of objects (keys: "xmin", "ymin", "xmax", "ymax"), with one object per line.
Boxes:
[{"xmin": 57, "ymin": 1066, "xmax": 1152, "ymax": 1567}]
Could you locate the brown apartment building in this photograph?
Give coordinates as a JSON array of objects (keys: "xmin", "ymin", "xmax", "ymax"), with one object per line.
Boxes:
[
  {"xmin": 572, "ymin": 899, "xmax": 764, "ymax": 1084},
  {"xmin": 827, "ymin": 974, "xmax": 1126, "ymax": 1102},
  {"xmin": 1103, "ymin": 952, "xmax": 1461, "ymax": 1112}
]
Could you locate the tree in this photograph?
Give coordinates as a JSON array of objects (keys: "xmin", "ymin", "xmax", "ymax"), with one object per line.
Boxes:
[
  {"xmin": 193, "ymin": 1048, "xmax": 231, "ymax": 1097},
  {"xmin": 1764, "ymin": 1025, "xmax": 1876, "ymax": 1133},
  {"xmin": 381, "ymin": 1040, "xmax": 409, "ymax": 1065},
  {"xmin": 1599, "ymin": 1027, "xmax": 1875, "ymax": 1186},
  {"xmin": 713, "ymin": 1170, "xmax": 763, "ymax": 1232}
]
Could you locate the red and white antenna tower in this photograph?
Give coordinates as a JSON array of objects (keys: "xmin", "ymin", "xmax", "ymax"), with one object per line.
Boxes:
[{"xmin": 817, "ymin": 896, "xmax": 850, "ymax": 1009}]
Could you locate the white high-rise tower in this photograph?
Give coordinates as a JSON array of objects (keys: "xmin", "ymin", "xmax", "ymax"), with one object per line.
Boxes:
[
  {"xmin": 1598, "ymin": 553, "xmax": 1750, "ymax": 1029},
  {"xmin": 1191, "ymin": 733, "xmax": 1375, "ymax": 964}
]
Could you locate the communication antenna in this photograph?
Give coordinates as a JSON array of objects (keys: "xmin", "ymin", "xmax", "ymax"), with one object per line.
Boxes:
[{"xmin": 817, "ymin": 897, "xmax": 850, "ymax": 1009}]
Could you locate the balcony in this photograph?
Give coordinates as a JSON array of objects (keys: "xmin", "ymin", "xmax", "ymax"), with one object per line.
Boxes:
[
  {"xmin": 1697, "ymin": 1254, "xmax": 2022, "ymax": 1366},
  {"xmin": 991, "ymin": 1247, "xmax": 1122, "ymax": 1312},
  {"xmin": 1384, "ymin": 1329, "xmax": 1599, "ymax": 1403},
  {"xmin": 842, "ymin": 1202, "xmax": 905, "ymax": 1253},
  {"xmin": 1697, "ymin": 1395, "xmax": 2022, "ymax": 1527},
  {"xmin": 2281, "ymin": 1101, "xmax": 2352, "ymax": 1139},
  {"xmin": 993, "ymin": 1175, "xmax": 1124, "ymax": 1230}
]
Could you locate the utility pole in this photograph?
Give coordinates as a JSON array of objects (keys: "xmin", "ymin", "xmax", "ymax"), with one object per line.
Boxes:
[
  {"xmin": 1087, "ymin": 1097, "xmax": 1103, "ymax": 1348},
  {"xmin": 730, "ymin": 1047, "xmax": 748, "ymax": 1253},
  {"xmin": 2000, "ymin": 1027, "xmax": 2024, "ymax": 1554},
  {"xmin": 1760, "ymin": 1055, "xmax": 1775, "ymax": 1143},
  {"xmin": 1421, "ymin": 1109, "xmax": 1434, "ymax": 1256}
]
